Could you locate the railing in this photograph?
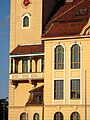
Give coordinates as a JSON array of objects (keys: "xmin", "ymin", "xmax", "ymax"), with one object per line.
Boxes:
[{"xmin": 9, "ymin": 72, "xmax": 44, "ymax": 80}]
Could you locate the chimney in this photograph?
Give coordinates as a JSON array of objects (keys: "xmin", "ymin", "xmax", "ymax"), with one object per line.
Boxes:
[{"xmin": 66, "ymin": 0, "xmax": 73, "ymax": 2}]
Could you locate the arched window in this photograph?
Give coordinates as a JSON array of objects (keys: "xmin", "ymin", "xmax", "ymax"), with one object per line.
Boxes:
[
  {"xmin": 54, "ymin": 45, "xmax": 64, "ymax": 69},
  {"xmin": 54, "ymin": 112, "xmax": 63, "ymax": 120},
  {"xmin": 23, "ymin": 16, "xmax": 29, "ymax": 27},
  {"xmin": 22, "ymin": 59, "xmax": 28, "ymax": 73},
  {"xmin": 20, "ymin": 112, "xmax": 26, "ymax": 120},
  {"xmin": 22, "ymin": 13, "xmax": 30, "ymax": 28},
  {"xmin": 70, "ymin": 112, "xmax": 80, "ymax": 120},
  {"xmin": 33, "ymin": 113, "xmax": 39, "ymax": 120},
  {"xmin": 71, "ymin": 44, "xmax": 80, "ymax": 69}
]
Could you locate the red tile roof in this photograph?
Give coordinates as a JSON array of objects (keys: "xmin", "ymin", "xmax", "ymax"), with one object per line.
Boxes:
[
  {"xmin": 10, "ymin": 44, "xmax": 44, "ymax": 55},
  {"xmin": 42, "ymin": 0, "xmax": 90, "ymax": 38}
]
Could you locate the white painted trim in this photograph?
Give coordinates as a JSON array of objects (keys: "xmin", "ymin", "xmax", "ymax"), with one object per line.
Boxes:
[
  {"xmin": 80, "ymin": 18, "xmax": 90, "ymax": 35},
  {"xmin": 69, "ymin": 42, "xmax": 82, "ymax": 104},
  {"xmin": 52, "ymin": 43, "xmax": 65, "ymax": 104},
  {"xmin": 10, "ymin": 53, "xmax": 44, "ymax": 58},
  {"xmin": 52, "ymin": 44, "xmax": 54, "ymax": 104}
]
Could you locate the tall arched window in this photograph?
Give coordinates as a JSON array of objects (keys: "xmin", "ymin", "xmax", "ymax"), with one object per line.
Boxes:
[
  {"xmin": 70, "ymin": 112, "xmax": 80, "ymax": 120},
  {"xmin": 20, "ymin": 112, "xmax": 26, "ymax": 120},
  {"xmin": 54, "ymin": 45, "xmax": 64, "ymax": 69},
  {"xmin": 22, "ymin": 13, "xmax": 30, "ymax": 28},
  {"xmin": 33, "ymin": 113, "xmax": 39, "ymax": 120},
  {"xmin": 71, "ymin": 44, "xmax": 80, "ymax": 69},
  {"xmin": 54, "ymin": 112, "xmax": 63, "ymax": 120}
]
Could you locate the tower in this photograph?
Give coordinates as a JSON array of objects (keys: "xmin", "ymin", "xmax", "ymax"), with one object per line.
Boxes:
[
  {"xmin": 10, "ymin": 0, "xmax": 43, "ymax": 51},
  {"xmin": 9, "ymin": 0, "xmax": 57, "ymax": 120}
]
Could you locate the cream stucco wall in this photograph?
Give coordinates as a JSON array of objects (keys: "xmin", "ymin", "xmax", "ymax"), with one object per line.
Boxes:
[
  {"xmin": 44, "ymin": 37, "xmax": 90, "ymax": 107},
  {"xmin": 10, "ymin": 0, "xmax": 42, "ymax": 52}
]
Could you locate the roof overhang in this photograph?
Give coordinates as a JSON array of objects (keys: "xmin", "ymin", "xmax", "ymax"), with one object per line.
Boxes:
[
  {"xmin": 10, "ymin": 53, "xmax": 44, "ymax": 58},
  {"xmin": 42, "ymin": 35, "xmax": 90, "ymax": 41}
]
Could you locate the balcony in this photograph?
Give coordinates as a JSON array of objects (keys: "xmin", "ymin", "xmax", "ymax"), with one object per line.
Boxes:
[
  {"xmin": 10, "ymin": 72, "xmax": 44, "ymax": 87},
  {"xmin": 9, "ymin": 72, "xmax": 44, "ymax": 80},
  {"xmin": 9, "ymin": 44, "xmax": 44, "ymax": 87}
]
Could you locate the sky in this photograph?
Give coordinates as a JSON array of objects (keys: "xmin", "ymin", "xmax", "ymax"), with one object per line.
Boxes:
[{"xmin": 0, "ymin": 0, "xmax": 10, "ymax": 99}]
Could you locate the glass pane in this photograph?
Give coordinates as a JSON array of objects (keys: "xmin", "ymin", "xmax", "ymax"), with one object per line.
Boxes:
[
  {"xmin": 23, "ymin": 16, "xmax": 29, "ymax": 27},
  {"xmin": 71, "ymin": 79, "xmax": 80, "ymax": 99},
  {"xmin": 54, "ymin": 45, "xmax": 64, "ymax": 69},
  {"xmin": 22, "ymin": 60, "xmax": 28, "ymax": 73},
  {"xmin": 20, "ymin": 113, "xmax": 26, "ymax": 120},
  {"xmin": 54, "ymin": 112, "xmax": 63, "ymax": 120},
  {"xmin": 70, "ymin": 112, "xmax": 80, "ymax": 120},
  {"xmin": 34, "ymin": 113, "xmax": 39, "ymax": 120},
  {"xmin": 71, "ymin": 44, "xmax": 80, "ymax": 69},
  {"xmin": 54, "ymin": 80, "xmax": 64, "ymax": 99}
]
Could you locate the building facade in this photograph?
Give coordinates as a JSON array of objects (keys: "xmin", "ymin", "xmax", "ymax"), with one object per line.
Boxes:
[{"xmin": 9, "ymin": 0, "xmax": 90, "ymax": 120}]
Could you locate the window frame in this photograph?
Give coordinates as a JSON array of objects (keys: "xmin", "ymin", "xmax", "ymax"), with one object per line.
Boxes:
[
  {"xmin": 70, "ymin": 79, "xmax": 80, "ymax": 99},
  {"xmin": 54, "ymin": 112, "xmax": 63, "ymax": 120},
  {"xmin": 71, "ymin": 44, "xmax": 80, "ymax": 69},
  {"xmin": 22, "ymin": 13, "xmax": 31, "ymax": 29},
  {"xmin": 20, "ymin": 112, "xmax": 26, "ymax": 120},
  {"xmin": 70, "ymin": 112, "xmax": 80, "ymax": 120},
  {"xmin": 54, "ymin": 45, "xmax": 64, "ymax": 69},
  {"xmin": 33, "ymin": 113, "xmax": 39, "ymax": 120},
  {"xmin": 22, "ymin": 59, "xmax": 28, "ymax": 73},
  {"xmin": 54, "ymin": 80, "xmax": 64, "ymax": 100}
]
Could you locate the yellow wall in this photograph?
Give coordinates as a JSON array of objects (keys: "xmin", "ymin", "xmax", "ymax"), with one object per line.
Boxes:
[
  {"xmin": 44, "ymin": 37, "xmax": 90, "ymax": 106},
  {"xmin": 10, "ymin": 0, "xmax": 42, "ymax": 52}
]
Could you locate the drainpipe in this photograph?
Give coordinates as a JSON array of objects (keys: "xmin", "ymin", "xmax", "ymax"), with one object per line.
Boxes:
[
  {"xmin": 42, "ymin": 105, "xmax": 44, "ymax": 120},
  {"xmin": 85, "ymin": 70, "xmax": 87, "ymax": 120}
]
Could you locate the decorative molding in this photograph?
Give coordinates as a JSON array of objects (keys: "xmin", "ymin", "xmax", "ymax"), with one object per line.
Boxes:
[
  {"xmin": 80, "ymin": 18, "xmax": 90, "ymax": 35},
  {"xmin": 21, "ymin": 0, "xmax": 31, "ymax": 9}
]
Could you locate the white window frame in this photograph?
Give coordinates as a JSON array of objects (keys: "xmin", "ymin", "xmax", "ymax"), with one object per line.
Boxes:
[{"xmin": 22, "ymin": 13, "xmax": 31, "ymax": 29}]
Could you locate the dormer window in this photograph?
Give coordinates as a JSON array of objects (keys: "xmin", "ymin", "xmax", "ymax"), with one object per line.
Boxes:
[
  {"xmin": 75, "ymin": 8, "xmax": 88, "ymax": 16},
  {"xmin": 22, "ymin": 13, "xmax": 31, "ymax": 28}
]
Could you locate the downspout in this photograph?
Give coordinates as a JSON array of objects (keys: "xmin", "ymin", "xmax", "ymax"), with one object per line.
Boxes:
[
  {"xmin": 42, "ymin": 105, "xmax": 44, "ymax": 120},
  {"xmin": 85, "ymin": 70, "xmax": 87, "ymax": 120}
]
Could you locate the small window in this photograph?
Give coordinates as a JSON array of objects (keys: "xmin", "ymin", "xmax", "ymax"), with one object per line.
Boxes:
[
  {"xmin": 70, "ymin": 112, "xmax": 80, "ymax": 120},
  {"xmin": 54, "ymin": 45, "xmax": 64, "ymax": 69},
  {"xmin": 54, "ymin": 112, "xmax": 63, "ymax": 120},
  {"xmin": 75, "ymin": 8, "xmax": 87, "ymax": 16},
  {"xmin": 22, "ymin": 13, "xmax": 30, "ymax": 28},
  {"xmin": 22, "ymin": 60, "xmax": 28, "ymax": 73},
  {"xmin": 33, "ymin": 113, "xmax": 39, "ymax": 120},
  {"xmin": 54, "ymin": 80, "xmax": 64, "ymax": 99},
  {"xmin": 23, "ymin": 16, "xmax": 29, "ymax": 27},
  {"xmin": 70, "ymin": 79, "xmax": 80, "ymax": 99},
  {"xmin": 71, "ymin": 44, "xmax": 80, "ymax": 69},
  {"xmin": 20, "ymin": 112, "xmax": 26, "ymax": 120}
]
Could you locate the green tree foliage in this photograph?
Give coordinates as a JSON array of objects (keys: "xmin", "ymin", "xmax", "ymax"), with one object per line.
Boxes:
[{"xmin": 0, "ymin": 98, "xmax": 8, "ymax": 120}]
